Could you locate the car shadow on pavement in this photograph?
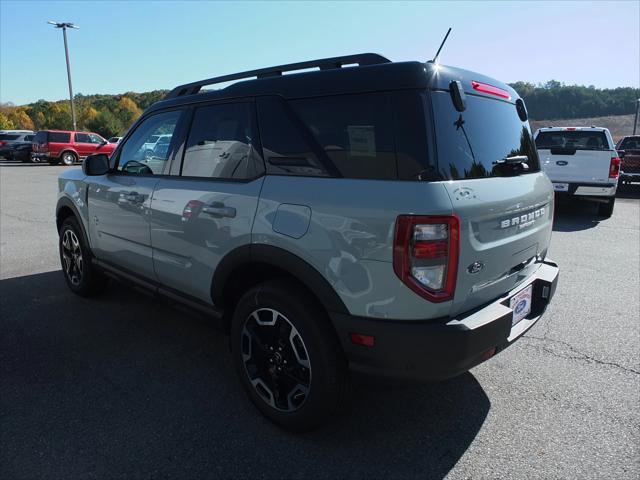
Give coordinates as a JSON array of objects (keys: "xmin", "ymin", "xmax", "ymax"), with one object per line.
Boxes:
[
  {"xmin": 0, "ymin": 160, "xmax": 49, "ymax": 167},
  {"xmin": 1, "ymin": 270, "xmax": 490, "ymax": 479}
]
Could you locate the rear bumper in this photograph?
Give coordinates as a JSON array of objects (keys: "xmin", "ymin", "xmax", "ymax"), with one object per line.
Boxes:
[
  {"xmin": 330, "ymin": 260, "xmax": 559, "ymax": 382},
  {"xmin": 553, "ymin": 182, "xmax": 616, "ymax": 197}
]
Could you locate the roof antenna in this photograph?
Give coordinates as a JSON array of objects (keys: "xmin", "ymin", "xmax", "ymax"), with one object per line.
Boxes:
[{"xmin": 430, "ymin": 27, "xmax": 452, "ymax": 64}]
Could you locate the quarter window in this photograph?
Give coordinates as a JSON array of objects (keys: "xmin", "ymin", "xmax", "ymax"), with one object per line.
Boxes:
[
  {"xmin": 181, "ymin": 102, "xmax": 263, "ymax": 179},
  {"xmin": 288, "ymin": 93, "xmax": 397, "ymax": 179},
  {"xmin": 116, "ymin": 110, "xmax": 183, "ymax": 175}
]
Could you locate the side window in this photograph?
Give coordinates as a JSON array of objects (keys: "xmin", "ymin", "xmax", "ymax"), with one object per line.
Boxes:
[
  {"xmin": 181, "ymin": 102, "xmax": 263, "ymax": 179},
  {"xmin": 257, "ymin": 97, "xmax": 330, "ymax": 177},
  {"xmin": 89, "ymin": 133, "xmax": 104, "ymax": 144},
  {"xmin": 74, "ymin": 133, "xmax": 90, "ymax": 143},
  {"xmin": 288, "ymin": 93, "xmax": 397, "ymax": 179},
  {"xmin": 116, "ymin": 110, "xmax": 183, "ymax": 175}
]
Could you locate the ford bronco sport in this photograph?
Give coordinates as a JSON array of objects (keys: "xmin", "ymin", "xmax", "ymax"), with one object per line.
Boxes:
[{"xmin": 56, "ymin": 54, "xmax": 559, "ymax": 431}]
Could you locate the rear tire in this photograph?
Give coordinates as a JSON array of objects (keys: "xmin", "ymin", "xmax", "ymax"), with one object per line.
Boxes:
[
  {"xmin": 59, "ymin": 216, "xmax": 108, "ymax": 296},
  {"xmin": 230, "ymin": 279, "xmax": 348, "ymax": 432},
  {"xmin": 61, "ymin": 151, "xmax": 77, "ymax": 166},
  {"xmin": 598, "ymin": 196, "xmax": 615, "ymax": 218}
]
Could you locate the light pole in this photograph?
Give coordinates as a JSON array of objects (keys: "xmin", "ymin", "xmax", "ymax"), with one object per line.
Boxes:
[
  {"xmin": 47, "ymin": 21, "xmax": 79, "ymax": 130},
  {"xmin": 633, "ymin": 99, "xmax": 639, "ymax": 136}
]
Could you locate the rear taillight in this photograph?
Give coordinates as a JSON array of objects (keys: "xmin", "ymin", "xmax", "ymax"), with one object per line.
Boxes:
[
  {"xmin": 609, "ymin": 157, "xmax": 621, "ymax": 178},
  {"xmin": 393, "ymin": 215, "xmax": 459, "ymax": 303},
  {"xmin": 0, "ymin": 141, "xmax": 6, "ymax": 146}
]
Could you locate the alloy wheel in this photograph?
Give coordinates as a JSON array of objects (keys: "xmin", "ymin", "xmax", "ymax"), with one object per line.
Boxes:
[
  {"xmin": 241, "ymin": 308, "xmax": 312, "ymax": 412},
  {"xmin": 61, "ymin": 229, "xmax": 83, "ymax": 286},
  {"xmin": 62, "ymin": 153, "xmax": 75, "ymax": 165}
]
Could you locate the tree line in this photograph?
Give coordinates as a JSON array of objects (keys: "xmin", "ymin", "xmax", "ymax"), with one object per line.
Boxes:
[{"xmin": 1, "ymin": 81, "xmax": 638, "ymax": 137}]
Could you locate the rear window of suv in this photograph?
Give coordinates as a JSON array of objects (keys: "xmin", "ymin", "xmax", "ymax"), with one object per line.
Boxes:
[
  {"xmin": 0, "ymin": 134, "xmax": 20, "ymax": 141},
  {"xmin": 430, "ymin": 91, "xmax": 539, "ymax": 180},
  {"xmin": 535, "ymin": 131, "xmax": 609, "ymax": 151}
]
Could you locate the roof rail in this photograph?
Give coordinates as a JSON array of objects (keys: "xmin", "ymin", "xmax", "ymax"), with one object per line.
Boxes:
[{"xmin": 164, "ymin": 53, "xmax": 391, "ymax": 99}]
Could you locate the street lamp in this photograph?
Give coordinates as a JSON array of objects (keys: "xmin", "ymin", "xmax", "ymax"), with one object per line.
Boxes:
[{"xmin": 47, "ymin": 21, "xmax": 79, "ymax": 130}]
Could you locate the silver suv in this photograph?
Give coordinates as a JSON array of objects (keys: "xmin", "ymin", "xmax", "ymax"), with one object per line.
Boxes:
[{"xmin": 56, "ymin": 54, "xmax": 559, "ymax": 431}]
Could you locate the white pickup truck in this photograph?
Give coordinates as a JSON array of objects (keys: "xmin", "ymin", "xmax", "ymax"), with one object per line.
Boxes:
[{"xmin": 534, "ymin": 127, "xmax": 621, "ymax": 217}]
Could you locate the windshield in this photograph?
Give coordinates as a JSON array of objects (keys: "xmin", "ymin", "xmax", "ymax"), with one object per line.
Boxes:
[
  {"xmin": 535, "ymin": 131, "xmax": 609, "ymax": 151},
  {"xmin": 430, "ymin": 91, "xmax": 539, "ymax": 180}
]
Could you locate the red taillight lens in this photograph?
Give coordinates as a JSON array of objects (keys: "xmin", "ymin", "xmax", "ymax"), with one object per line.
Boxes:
[
  {"xmin": 471, "ymin": 81, "xmax": 511, "ymax": 99},
  {"xmin": 350, "ymin": 333, "xmax": 375, "ymax": 347},
  {"xmin": 0, "ymin": 141, "xmax": 6, "ymax": 146},
  {"xmin": 609, "ymin": 157, "xmax": 621, "ymax": 178},
  {"xmin": 393, "ymin": 215, "xmax": 459, "ymax": 303}
]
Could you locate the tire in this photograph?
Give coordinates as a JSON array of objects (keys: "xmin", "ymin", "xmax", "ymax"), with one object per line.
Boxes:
[
  {"xmin": 230, "ymin": 279, "xmax": 348, "ymax": 432},
  {"xmin": 598, "ymin": 196, "xmax": 615, "ymax": 218},
  {"xmin": 61, "ymin": 151, "xmax": 78, "ymax": 166},
  {"xmin": 59, "ymin": 216, "xmax": 108, "ymax": 296}
]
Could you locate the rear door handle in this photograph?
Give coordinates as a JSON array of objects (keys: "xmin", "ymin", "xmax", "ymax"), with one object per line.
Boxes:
[{"xmin": 202, "ymin": 203, "xmax": 236, "ymax": 218}]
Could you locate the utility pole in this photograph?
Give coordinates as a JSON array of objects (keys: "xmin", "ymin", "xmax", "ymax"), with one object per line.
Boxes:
[
  {"xmin": 47, "ymin": 21, "xmax": 79, "ymax": 130},
  {"xmin": 634, "ymin": 99, "xmax": 639, "ymax": 135}
]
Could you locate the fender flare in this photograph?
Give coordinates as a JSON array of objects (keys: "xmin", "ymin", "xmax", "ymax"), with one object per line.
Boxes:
[
  {"xmin": 211, "ymin": 244, "xmax": 349, "ymax": 314},
  {"xmin": 56, "ymin": 196, "xmax": 89, "ymax": 238}
]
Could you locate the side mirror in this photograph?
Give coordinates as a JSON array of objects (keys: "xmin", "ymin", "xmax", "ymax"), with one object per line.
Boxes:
[
  {"xmin": 617, "ymin": 150, "xmax": 626, "ymax": 158},
  {"xmin": 83, "ymin": 153, "xmax": 110, "ymax": 176}
]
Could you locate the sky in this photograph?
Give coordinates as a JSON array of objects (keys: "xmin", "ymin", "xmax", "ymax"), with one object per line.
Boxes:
[{"xmin": 1, "ymin": 0, "xmax": 638, "ymax": 105}]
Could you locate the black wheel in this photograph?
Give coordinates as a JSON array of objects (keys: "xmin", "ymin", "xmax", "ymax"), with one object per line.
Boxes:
[
  {"xmin": 231, "ymin": 279, "xmax": 348, "ymax": 432},
  {"xmin": 59, "ymin": 216, "xmax": 107, "ymax": 296},
  {"xmin": 61, "ymin": 151, "xmax": 77, "ymax": 166},
  {"xmin": 598, "ymin": 196, "xmax": 615, "ymax": 218}
]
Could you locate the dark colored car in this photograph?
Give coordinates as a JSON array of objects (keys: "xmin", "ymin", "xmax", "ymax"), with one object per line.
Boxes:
[
  {"xmin": 616, "ymin": 135, "xmax": 640, "ymax": 183},
  {"xmin": 0, "ymin": 132, "xmax": 34, "ymax": 160},
  {"xmin": 31, "ymin": 130, "xmax": 117, "ymax": 165}
]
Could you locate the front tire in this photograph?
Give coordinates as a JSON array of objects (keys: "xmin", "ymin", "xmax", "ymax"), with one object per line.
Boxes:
[
  {"xmin": 230, "ymin": 279, "xmax": 348, "ymax": 432},
  {"xmin": 61, "ymin": 151, "xmax": 78, "ymax": 166},
  {"xmin": 59, "ymin": 216, "xmax": 107, "ymax": 296},
  {"xmin": 598, "ymin": 196, "xmax": 615, "ymax": 218}
]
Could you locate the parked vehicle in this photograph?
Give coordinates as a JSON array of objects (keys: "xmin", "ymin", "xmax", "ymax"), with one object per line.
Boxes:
[
  {"xmin": 616, "ymin": 135, "xmax": 640, "ymax": 184},
  {"xmin": 141, "ymin": 133, "xmax": 172, "ymax": 158},
  {"xmin": 534, "ymin": 127, "xmax": 620, "ymax": 217},
  {"xmin": 56, "ymin": 53, "xmax": 559, "ymax": 431},
  {"xmin": 32, "ymin": 130, "xmax": 116, "ymax": 165},
  {"xmin": 108, "ymin": 136, "xmax": 122, "ymax": 144},
  {"xmin": 0, "ymin": 132, "xmax": 34, "ymax": 160}
]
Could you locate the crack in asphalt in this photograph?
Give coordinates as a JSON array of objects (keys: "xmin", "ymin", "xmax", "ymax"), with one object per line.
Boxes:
[{"xmin": 520, "ymin": 334, "xmax": 640, "ymax": 375}]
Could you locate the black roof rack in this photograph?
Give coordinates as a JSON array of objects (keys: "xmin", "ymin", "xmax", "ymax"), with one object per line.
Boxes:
[{"xmin": 164, "ymin": 53, "xmax": 391, "ymax": 99}]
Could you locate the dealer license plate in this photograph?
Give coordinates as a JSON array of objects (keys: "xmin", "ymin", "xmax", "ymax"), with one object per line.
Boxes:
[{"xmin": 510, "ymin": 284, "xmax": 533, "ymax": 326}]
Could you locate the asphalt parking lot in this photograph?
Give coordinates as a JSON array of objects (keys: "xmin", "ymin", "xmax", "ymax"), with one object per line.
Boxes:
[{"xmin": 1, "ymin": 160, "xmax": 638, "ymax": 479}]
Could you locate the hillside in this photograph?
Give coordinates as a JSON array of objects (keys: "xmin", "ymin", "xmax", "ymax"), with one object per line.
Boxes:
[{"xmin": 529, "ymin": 114, "xmax": 636, "ymax": 142}]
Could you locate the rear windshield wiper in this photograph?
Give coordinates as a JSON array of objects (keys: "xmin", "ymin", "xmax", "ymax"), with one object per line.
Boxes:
[{"xmin": 493, "ymin": 155, "xmax": 528, "ymax": 165}]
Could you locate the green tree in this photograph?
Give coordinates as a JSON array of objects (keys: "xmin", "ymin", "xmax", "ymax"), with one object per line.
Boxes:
[{"xmin": 86, "ymin": 110, "xmax": 122, "ymax": 138}]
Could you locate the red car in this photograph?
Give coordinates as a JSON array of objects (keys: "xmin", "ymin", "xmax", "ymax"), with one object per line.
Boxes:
[
  {"xmin": 31, "ymin": 130, "xmax": 117, "ymax": 166},
  {"xmin": 616, "ymin": 135, "xmax": 640, "ymax": 184}
]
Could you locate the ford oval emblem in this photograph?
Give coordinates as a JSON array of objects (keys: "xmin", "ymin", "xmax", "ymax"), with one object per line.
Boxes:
[
  {"xmin": 515, "ymin": 299, "xmax": 527, "ymax": 315},
  {"xmin": 467, "ymin": 261, "xmax": 484, "ymax": 274}
]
